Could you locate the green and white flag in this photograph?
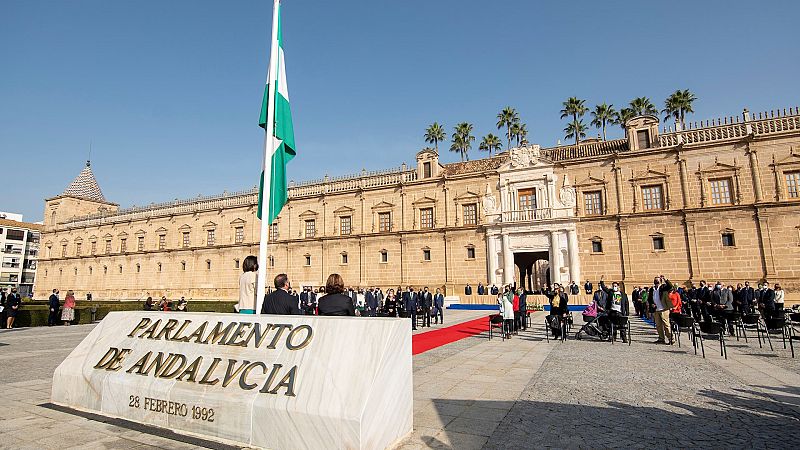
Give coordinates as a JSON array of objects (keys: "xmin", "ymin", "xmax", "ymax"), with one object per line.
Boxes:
[{"xmin": 257, "ymin": 0, "xmax": 295, "ymax": 224}]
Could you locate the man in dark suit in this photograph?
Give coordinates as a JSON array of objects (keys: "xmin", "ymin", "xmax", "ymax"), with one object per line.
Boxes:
[
  {"xmin": 48, "ymin": 289, "xmax": 60, "ymax": 326},
  {"xmin": 464, "ymin": 284, "xmax": 472, "ymax": 295},
  {"xmin": 740, "ymin": 281, "xmax": 755, "ymax": 314},
  {"xmin": 420, "ymin": 287, "xmax": 432, "ymax": 327},
  {"xmin": 299, "ymin": 288, "xmax": 310, "ymax": 314},
  {"xmin": 477, "ymin": 283, "xmax": 485, "ymax": 295},
  {"xmin": 584, "ymin": 280, "xmax": 593, "ymax": 294},
  {"xmin": 366, "ymin": 288, "xmax": 378, "ymax": 317},
  {"xmin": 433, "ymin": 288, "xmax": 444, "ymax": 324},
  {"xmin": 261, "ymin": 274, "xmax": 302, "ymax": 315},
  {"xmin": 490, "ymin": 284, "xmax": 499, "ymax": 295},
  {"xmin": 404, "ymin": 287, "xmax": 418, "ymax": 330}
]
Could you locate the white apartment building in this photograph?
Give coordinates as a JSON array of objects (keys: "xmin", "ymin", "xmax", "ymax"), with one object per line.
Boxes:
[{"xmin": 0, "ymin": 212, "xmax": 42, "ymax": 298}]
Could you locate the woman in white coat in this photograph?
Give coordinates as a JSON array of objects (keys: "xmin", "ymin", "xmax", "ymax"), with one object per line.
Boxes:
[{"xmin": 498, "ymin": 290, "xmax": 515, "ymax": 338}]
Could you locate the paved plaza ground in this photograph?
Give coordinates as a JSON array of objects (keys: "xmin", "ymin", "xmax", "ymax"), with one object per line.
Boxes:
[{"xmin": 0, "ymin": 311, "xmax": 798, "ymax": 449}]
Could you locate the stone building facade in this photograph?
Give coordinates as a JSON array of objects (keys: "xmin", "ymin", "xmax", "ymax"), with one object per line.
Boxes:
[{"xmin": 37, "ymin": 108, "xmax": 800, "ymax": 300}]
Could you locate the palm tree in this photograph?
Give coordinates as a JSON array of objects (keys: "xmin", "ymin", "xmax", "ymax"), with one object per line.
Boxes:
[
  {"xmin": 564, "ymin": 121, "xmax": 587, "ymax": 145},
  {"xmin": 496, "ymin": 107, "xmax": 519, "ymax": 149},
  {"xmin": 662, "ymin": 89, "xmax": 697, "ymax": 127},
  {"xmin": 479, "ymin": 133, "xmax": 502, "ymax": 157},
  {"xmin": 590, "ymin": 103, "xmax": 617, "ymax": 141},
  {"xmin": 629, "ymin": 97, "xmax": 658, "ymax": 116},
  {"xmin": 424, "ymin": 122, "xmax": 446, "ymax": 153},
  {"xmin": 560, "ymin": 97, "xmax": 588, "ymax": 145},
  {"xmin": 616, "ymin": 107, "xmax": 635, "ymax": 136},
  {"xmin": 450, "ymin": 122, "xmax": 475, "ymax": 161},
  {"xmin": 510, "ymin": 122, "xmax": 528, "ymax": 147}
]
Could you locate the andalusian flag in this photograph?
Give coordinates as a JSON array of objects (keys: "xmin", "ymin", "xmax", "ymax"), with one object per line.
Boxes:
[{"xmin": 257, "ymin": 0, "xmax": 295, "ymax": 224}]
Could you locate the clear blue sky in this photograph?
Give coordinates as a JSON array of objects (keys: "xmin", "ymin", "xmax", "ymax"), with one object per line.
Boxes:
[{"xmin": 2, "ymin": 0, "xmax": 799, "ymax": 221}]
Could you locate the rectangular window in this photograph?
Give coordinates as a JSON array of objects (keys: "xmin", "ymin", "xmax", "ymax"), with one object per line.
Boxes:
[
  {"xmin": 463, "ymin": 203, "xmax": 477, "ymax": 226},
  {"xmin": 235, "ymin": 227, "xmax": 244, "ymax": 244},
  {"xmin": 341, "ymin": 253, "xmax": 348, "ymax": 264},
  {"xmin": 423, "ymin": 161, "xmax": 432, "ymax": 178},
  {"xmin": 466, "ymin": 247, "xmax": 476, "ymax": 259},
  {"xmin": 269, "ymin": 223, "xmax": 279, "ymax": 241},
  {"xmin": 420, "ymin": 207, "xmax": 434, "ymax": 229},
  {"xmin": 652, "ymin": 236, "xmax": 665, "ymax": 251},
  {"xmin": 234, "ymin": 259, "xmax": 240, "ymax": 269},
  {"xmin": 722, "ymin": 233, "xmax": 736, "ymax": 247},
  {"xmin": 5, "ymin": 229, "xmax": 24, "ymax": 241},
  {"xmin": 592, "ymin": 240, "xmax": 603, "ymax": 253},
  {"xmin": 304, "ymin": 255, "xmax": 311, "ymax": 266},
  {"xmin": 61, "ymin": 245, "xmax": 67, "ymax": 257},
  {"xmin": 137, "ymin": 236, "xmax": 144, "ymax": 252},
  {"xmin": 636, "ymin": 129, "xmax": 650, "ymax": 149},
  {"xmin": 584, "ymin": 191, "xmax": 603, "ymax": 216},
  {"xmin": 120, "ymin": 238, "xmax": 127, "ymax": 253},
  {"xmin": 105, "ymin": 240, "xmax": 112, "ymax": 254},
  {"xmin": 518, "ymin": 188, "xmax": 536, "ymax": 210},
  {"xmin": 709, "ymin": 178, "xmax": 732, "ymax": 205},
  {"xmin": 380, "ymin": 250, "xmax": 388, "ymax": 263},
  {"xmin": 207, "ymin": 229, "xmax": 215, "ymax": 246},
  {"xmin": 378, "ymin": 212, "xmax": 391, "ymax": 232},
  {"xmin": 158, "ymin": 234, "xmax": 166, "ymax": 250},
  {"xmin": 305, "ymin": 220, "xmax": 316, "ymax": 238},
  {"xmin": 423, "ymin": 249, "xmax": 431, "ymax": 261},
  {"xmin": 786, "ymin": 171, "xmax": 800, "ymax": 198},
  {"xmin": 75, "ymin": 243, "xmax": 82, "ymax": 256},
  {"xmin": 340, "ymin": 216, "xmax": 352, "ymax": 236},
  {"xmin": 641, "ymin": 185, "xmax": 664, "ymax": 210},
  {"xmin": 182, "ymin": 232, "xmax": 190, "ymax": 248},
  {"xmin": 90, "ymin": 241, "xmax": 96, "ymax": 255}
]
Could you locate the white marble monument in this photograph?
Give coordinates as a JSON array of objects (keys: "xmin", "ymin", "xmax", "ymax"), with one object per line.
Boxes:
[{"xmin": 51, "ymin": 311, "xmax": 413, "ymax": 449}]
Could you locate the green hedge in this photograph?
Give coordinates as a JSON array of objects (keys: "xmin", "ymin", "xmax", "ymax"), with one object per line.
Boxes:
[{"xmin": 8, "ymin": 301, "xmax": 238, "ymax": 328}]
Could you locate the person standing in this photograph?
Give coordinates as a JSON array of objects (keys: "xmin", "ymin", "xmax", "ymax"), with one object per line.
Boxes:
[
  {"xmin": 317, "ymin": 274, "xmax": 356, "ymax": 316},
  {"xmin": 599, "ymin": 277, "xmax": 629, "ymax": 343},
  {"xmin": 759, "ymin": 282, "xmax": 776, "ymax": 319},
  {"xmin": 512, "ymin": 289, "xmax": 521, "ymax": 333},
  {"xmin": 433, "ymin": 288, "xmax": 444, "ymax": 324},
  {"xmin": 518, "ymin": 289, "xmax": 528, "ymax": 331},
  {"xmin": 0, "ymin": 288, "xmax": 7, "ymax": 328},
  {"xmin": 649, "ymin": 276, "xmax": 674, "ymax": 344},
  {"xmin": 61, "ymin": 290, "xmax": 76, "ymax": 325},
  {"xmin": 261, "ymin": 274, "xmax": 302, "ymax": 315},
  {"xmin": 464, "ymin": 284, "xmax": 472, "ymax": 296},
  {"xmin": 5, "ymin": 288, "xmax": 21, "ymax": 329},
  {"xmin": 477, "ymin": 283, "xmax": 485, "ymax": 296},
  {"xmin": 299, "ymin": 288, "xmax": 310, "ymax": 314},
  {"xmin": 774, "ymin": 283, "xmax": 785, "ymax": 313},
  {"xmin": 584, "ymin": 280, "xmax": 593, "ymax": 295},
  {"xmin": 490, "ymin": 284, "xmax": 499, "ymax": 296},
  {"xmin": 740, "ymin": 281, "xmax": 755, "ymax": 315},
  {"xmin": 48, "ymin": 289, "xmax": 60, "ymax": 326},
  {"xmin": 420, "ymin": 287, "xmax": 432, "ymax": 327},
  {"xmin": 237, "ymin": 256, "xmax": 258, "ymax": 314},
  {"xmin": 405, "ymin": 287, "xmax": 418, "ymax": 330},
  {"xmin": 544, "ymin": 284, "xmax": 568, "ymax": 338},
  {"xmin": 569, "ymin": 281, "xmax": 580, "ymax": 296},
  {"xmin": 499, "ymin": 292, "xmax": 515, "ymax": 338}
]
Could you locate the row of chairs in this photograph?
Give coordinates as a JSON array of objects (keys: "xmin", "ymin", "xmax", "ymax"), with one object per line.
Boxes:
[{"xmin": 671, "ymin": 310, "xmax": 800, "ymax": 359}]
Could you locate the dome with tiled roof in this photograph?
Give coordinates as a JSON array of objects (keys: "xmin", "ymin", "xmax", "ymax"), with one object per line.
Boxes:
[{"xmin": 62, "ymin": 160, "xmax": 107, "ymax": 202}]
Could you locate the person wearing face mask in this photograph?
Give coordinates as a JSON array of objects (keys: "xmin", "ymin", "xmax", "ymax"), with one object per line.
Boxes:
[
  {"xmin": 696, "ymin": 280, "xmax": 712, "ymax": 322},
  {"xmin": 740, "ymin": 281, "xmax": 755, "ymax": 315},
  {"xmin": 544, "ymin": 284, "xmax": 569, "ymax": 338},
  {"xmin": 649, "ymin": 275, "xmax": 674, "ymax": 344},
  {"xmin": 774, "ymin": 283, "xmax": 785, "ymax": 314},
  {"xmin": 759, "ymin": 282, "xmax": 776, "ymax": 319},
  {"xmin": 598, "ymin": 275, "xmax": 629, "ymax": 342}
]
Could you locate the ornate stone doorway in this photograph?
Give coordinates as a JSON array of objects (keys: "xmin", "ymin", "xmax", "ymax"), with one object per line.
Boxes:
[{"xmin": 514, "ymin": 251, "xmax": 549, "ymax": 292}]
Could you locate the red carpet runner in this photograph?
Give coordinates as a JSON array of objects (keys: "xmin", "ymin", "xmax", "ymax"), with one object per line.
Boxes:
[{"xmin": 411, "ymin": 316, "xmax": 490, "ymax": 355}]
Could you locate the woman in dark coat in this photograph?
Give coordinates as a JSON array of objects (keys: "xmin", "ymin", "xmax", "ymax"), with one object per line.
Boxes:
[{"xmin": 317, "ymin": 274, "xmax": 356, "ymax": 316}]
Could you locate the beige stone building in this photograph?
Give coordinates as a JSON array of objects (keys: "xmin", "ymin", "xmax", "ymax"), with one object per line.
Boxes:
[{"xmin": 37, "ymin": 108, "xmax": 800, "ymax": 300}]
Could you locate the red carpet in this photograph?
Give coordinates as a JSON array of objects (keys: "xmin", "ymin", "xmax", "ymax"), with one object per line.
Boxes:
[{"xmin": 412, "ymin": 316, "xmax": 490, "ymax": 355}]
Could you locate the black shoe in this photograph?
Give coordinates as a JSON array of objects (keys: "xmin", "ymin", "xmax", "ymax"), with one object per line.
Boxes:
[{"xmin": 412, "ymin": 327, "xmax": 417, "ymax": 330}]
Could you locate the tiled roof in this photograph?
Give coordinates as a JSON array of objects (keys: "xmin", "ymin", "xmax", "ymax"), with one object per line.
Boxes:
[
  {"xmin": 0, "ymin": 218, "xmax": 43, "ymax": 231},
  {"xmin": 542, "ymin": 139, "xmax": 629, "ymax": 162},
  {"xmin": 62, "ymin": 161, "xmax": 107, "ymax": 202},
  {"xmin": 442, "ymin": 154, "xmax": 508, "ymax": 176}
]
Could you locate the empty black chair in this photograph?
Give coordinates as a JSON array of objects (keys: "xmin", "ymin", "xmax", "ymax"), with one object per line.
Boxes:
[
  {"xmin": 741, "ymin": 313, "xmax": 767, "ymax": 347},
  {"xmin": 723, "ymin": 310, "xmax": 744, "ymax": 340},
  {"xmin": 698, "ymin": 320, "xmax": 727, "ymax": 359},
  {"xmin": 489, "ymin": 314, "xmax": 505, "ymax": 341},
  {"xmin": 764, "ymin": 317, "xmax": 789, "ymax": 351},
  {"xmin": 672, "ymin": 314, "xmax": 698, "ymax": 350}
]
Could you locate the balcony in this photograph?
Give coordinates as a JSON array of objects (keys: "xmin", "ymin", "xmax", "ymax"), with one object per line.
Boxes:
[
  {"xmin": 2, "ymin": 263, "xmax": 20, "ymax": 269},
  {"xmin": 501, "ymin": 208, "xmax": 552, "ymax": 223}
]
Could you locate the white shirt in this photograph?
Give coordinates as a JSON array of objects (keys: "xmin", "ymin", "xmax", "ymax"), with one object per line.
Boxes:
[{"xmin": 652, "ymin": 284, "xmax": 666, "ymax": 311}]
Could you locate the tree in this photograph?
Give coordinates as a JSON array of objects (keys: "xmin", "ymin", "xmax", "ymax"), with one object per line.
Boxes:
[
  {"xmin": 629, "ymin": 97, "xmax": 658, "ymax": 116},
  {"xmin": 590, "ymin": 103, "xmax": 617, "ymax": 141},
  {"xmin": 616, "ymin": 107, "xmax": 635, "ymax": 136},
  {"xmin": 479, "ymin": 133, "xmax": 502, "ymax": 157},
  {"xmin": 450, "ymin": 122, "xmax": 475, "ymax": 161},
  {"xmin": 496, "ymin": 107, "xmax": 519, "ymax": 149},
  {"xmin": 662, "ymin": 89, "xmax": 697, "ymax": 127},
  {"xmin": 560, "ymin": 97, "xmax": 588, "ymax": 145},
  {"xmin": 424, "ymin": 122, "xmax": 446, "ymax": 153},
  {"xmin": 510, "ymin": 122, "xmax": 528, "ymax": 147},
  {"xmin": 564, "ymin": 121, "xmax": 587, "ymax": 145}
]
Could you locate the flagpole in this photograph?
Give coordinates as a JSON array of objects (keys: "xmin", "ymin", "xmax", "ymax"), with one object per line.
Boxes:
[{"xmin": 255, "ymin": 0, "xmax": 281, "ymax": 315}]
